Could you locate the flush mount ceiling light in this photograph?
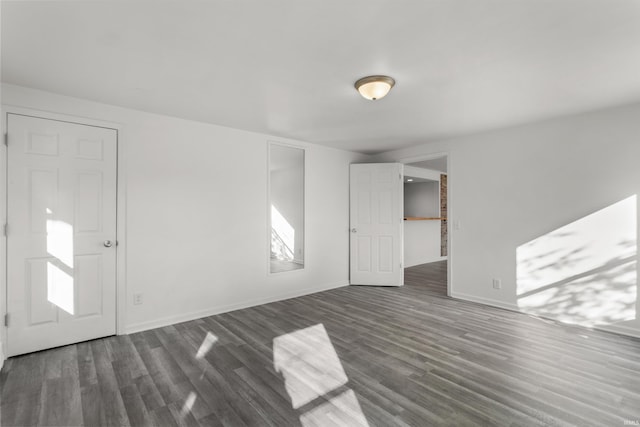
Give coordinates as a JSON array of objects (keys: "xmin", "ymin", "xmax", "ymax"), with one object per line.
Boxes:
[{"xmin": 354, "ymin": 75, "xmax": 395, "ymax": 100}]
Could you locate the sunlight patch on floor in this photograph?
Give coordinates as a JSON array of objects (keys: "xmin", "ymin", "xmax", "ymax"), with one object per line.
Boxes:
[
  {"xmin": 299, "ymin": 389, "xmax": 369, "ymax": 427},
  {"xmin": 180, "ymin": 391, "xmax": 197, "ymax": 418},
  {"xmin": 196, "ymin": 332, "xmax": 218, "ymax": 360},
  {"xmin": 273, "ymin": 324, "xmax": 369, "ymax": 426},
  {"xmin": 273, "ymin": 324, "xmax": 348, "ymax": 409}
]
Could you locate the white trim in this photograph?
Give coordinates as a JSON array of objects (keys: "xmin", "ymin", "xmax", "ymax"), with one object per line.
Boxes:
[
  {"xmin": 450, "ymin": 291, "xmax": 519, "ymax": 311},
  {"xmin": 268, "ymin": 261, "xmax": 306, "ymax": 275},
  {"xmin": 596, "ymin": 323, "xmax": 640, "ymax": 340},
  {"xmin": 404, "ymin": 165, "xmax": 441, "ymax": 181},
  {"xmin": 115, "ymin": 126, "xmax": 128, "ymax": 335},
  {"xmin": 451, "ymin": 292, "xmax": 640, "ymax": 339},
  {"xmin": 445, "ymin": 155, "xmax": 451, "ymax": 297},
  {"xmin": 1, "ymin": 106, "xmax": 127, "ymax": 359},
  {"xmin": 126, "ymin": 280, "xmax": 348, "ymax": 334},
  {"xmin": 1, "ymin": 114, "xmax": 7, "ymax": 367},
  {"xmin": 266, "ymin": 141, "xmax": 271, "ymax": 276},
  {"xmin": 0, "ymin": 341, "xmax": 4, "ymax": 370},
  {"xmin": 398, "ymin": 151, "xmax": 450, "ymax": 168},
  {"xmin": 2, "ymin": 105, "xmax": 123, "ymax": 131}
]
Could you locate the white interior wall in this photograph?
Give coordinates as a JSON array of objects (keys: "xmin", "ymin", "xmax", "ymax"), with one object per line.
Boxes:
[
  {"xmin": 404, "ymin": 181, "xmax": 445, "ymax": 267},
  {"xmin": 0, "ymin": 84, "xmax": 369, "ymax": 343},
  {"xmin": 404, "ymin": 181, "xmax": 439, "ymax": 217},
  {"xmin": 404, "ymin": 221, "xmax": 444, "ymax": 267},
  {"xmin": 377, "ymin": 102, "xmax": 640, "ymax": 338}
]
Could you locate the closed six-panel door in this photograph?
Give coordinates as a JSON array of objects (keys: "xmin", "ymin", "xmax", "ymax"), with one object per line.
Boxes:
[
  {"xmin": 350, "ymin": 163, "xmax": 404, "ymax": 286},
  {"xmin": 6, "ymin": 114, "xmax": 117, "ymax": 356}
]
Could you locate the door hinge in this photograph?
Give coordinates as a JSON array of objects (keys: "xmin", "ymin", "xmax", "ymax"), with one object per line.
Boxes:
[
  {"xmin": 4, "ymin": 314, "xmax": 9, "ymax": 327},
  {"xmin": 2, "ymin": 223, "xmax": 6, "ymax": 237},
  {"xmin": 3, "ymin": 133, "xmax": 7, "ymax": 146}
]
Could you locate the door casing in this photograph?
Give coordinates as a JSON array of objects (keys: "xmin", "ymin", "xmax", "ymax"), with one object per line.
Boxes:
[{"xmin": 1, "ymin": 106, "xmax": 127, "ymax": 358}]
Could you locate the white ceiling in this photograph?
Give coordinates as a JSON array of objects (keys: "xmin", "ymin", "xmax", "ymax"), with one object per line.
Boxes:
[{"xmin": 3, "ymin": 1, "xmax": 640, "ymax": 154}]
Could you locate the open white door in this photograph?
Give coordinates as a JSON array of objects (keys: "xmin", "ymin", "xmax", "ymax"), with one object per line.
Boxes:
[
  {"xmin": 350, "ymin": 163, "xmax": 404, "ymax": 286},
  {"xmin": 6, "ymin": 114, "xmax": 118, "ymax": 356}
]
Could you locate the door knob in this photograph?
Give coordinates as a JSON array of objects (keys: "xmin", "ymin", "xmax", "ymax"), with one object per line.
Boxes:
[
  {"xmin": 351, "ymin": 228, "xmax": 357, "ymax": 233},
  {"xmin": 103, "ymin": 240, "xmax": 113, "ymax": 248}
]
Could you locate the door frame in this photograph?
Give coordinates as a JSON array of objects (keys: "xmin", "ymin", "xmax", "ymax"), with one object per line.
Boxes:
[
  {"xmin": 1, "ymin": 106, "xmax": 128, "ymax": 359},
  {"xmin": 398, "ymin": 152, "xmax": 452, "ymax": 297}
]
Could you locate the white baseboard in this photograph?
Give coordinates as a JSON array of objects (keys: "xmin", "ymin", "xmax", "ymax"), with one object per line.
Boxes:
[
  {"xmin": 450, "ymin": 292, "xmax": 640, "ymax": 340},
  {"xmin": 450, "ymin": 291, "xmax": 518, "ymax": 311},
  {"xmin": 595, "ymin": 323, "xmax": 640, "ymax": 339},
  {"xmin": 126, "ymin": 280, "xmax": 348, "ymax": 334}
]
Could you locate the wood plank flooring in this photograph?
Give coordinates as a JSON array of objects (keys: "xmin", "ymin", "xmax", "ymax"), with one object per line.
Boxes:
[{"xmin": 3, "ymin": 260, "xmax": 640, "ymax": 426}]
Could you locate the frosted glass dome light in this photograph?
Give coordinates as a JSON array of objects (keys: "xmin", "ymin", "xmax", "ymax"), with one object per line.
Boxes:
[{"xmin": 354, "ymin": 75, "xmax": 395, "ymax": 100}]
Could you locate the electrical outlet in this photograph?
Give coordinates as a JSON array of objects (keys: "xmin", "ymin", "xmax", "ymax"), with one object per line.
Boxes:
[
  {"xmin": 133, "ymin": 293, "xmax": 143, "ymax": 305},
  {"xmin": 492, "ymin": 279, "xmax": 502, "ymax": 290}
]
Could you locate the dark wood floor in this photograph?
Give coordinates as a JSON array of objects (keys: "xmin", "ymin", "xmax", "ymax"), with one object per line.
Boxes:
[{"xmin": 3, "ymin": 260, "xmax": 640, "ymax": 426}]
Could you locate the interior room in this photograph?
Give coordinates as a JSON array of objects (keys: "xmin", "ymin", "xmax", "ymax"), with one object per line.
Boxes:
[{"xmin": 1, "ymin": 1, "xmax": 640, "ymax": 426}]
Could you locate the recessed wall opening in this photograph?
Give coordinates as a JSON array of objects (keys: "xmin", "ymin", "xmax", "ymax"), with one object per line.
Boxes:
[{"xmin": 268, "ymin": 143, "xmax": 305, "ymax": 274}]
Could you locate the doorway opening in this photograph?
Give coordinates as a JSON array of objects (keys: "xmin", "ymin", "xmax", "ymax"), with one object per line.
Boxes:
[{"xmin": 402, "ymin": 155, "xmax": 449, "ymax": 296}]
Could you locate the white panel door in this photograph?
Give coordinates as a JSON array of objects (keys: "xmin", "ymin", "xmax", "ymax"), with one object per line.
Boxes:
[
  {"xmin": 6, "ymin": 114, "xmax": 118, "ymax": 356},
  {"xmin": 350, "ymin": 163, "xmax": 404, "ymax": 286}
]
